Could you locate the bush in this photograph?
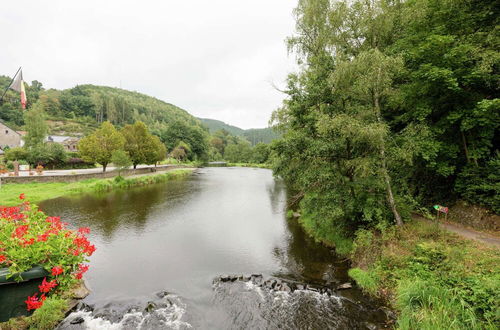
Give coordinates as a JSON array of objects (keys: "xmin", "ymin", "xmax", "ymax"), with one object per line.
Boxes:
[{"xmin": 0, "ymin": 195, "xmax": 95, "ymax": 312}]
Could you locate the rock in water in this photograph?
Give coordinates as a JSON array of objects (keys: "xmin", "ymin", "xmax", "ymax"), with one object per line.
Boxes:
[
  {"xmin": 337, "ymin": 282, "xmax": 352, "ymax": 290},
  {"xmin": 70, "ymin": 317, "xmax": 85, "ymax": 325},
  {"xmin": 144, "ymin": 301, "xmax": 157, "ymax": 313}
]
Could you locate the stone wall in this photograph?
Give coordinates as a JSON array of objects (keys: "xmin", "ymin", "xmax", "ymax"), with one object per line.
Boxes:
[{"xmin": 0, "ymin": 165, "xmax": 190, "ymax": 184}]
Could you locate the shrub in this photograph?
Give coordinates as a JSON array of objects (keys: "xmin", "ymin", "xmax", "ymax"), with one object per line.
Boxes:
[{"xmin": 0, "ymin": 195, "xmax": 95, "ymax": 312}]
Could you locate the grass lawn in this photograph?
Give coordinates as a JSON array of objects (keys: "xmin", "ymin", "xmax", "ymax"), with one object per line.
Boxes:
[{"xmin": 0, "ymin": 169, "xmax": 194, "ymax": 206}]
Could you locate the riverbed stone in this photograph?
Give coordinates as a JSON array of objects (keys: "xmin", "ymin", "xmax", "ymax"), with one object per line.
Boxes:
[
  {"xmin": 144, "ymin": 301, "xmax": 157, "ymax": 313},
  {"xmin": 155, "ymin": 290, "xmax": 171, "ymax": 299},
  {"xmin": 70, "ymin": 316, "xmax": 85, "ymax": 325},
  {"xmin": 337, "ymin": 282, "xmax": 352, "ymax": 290}
]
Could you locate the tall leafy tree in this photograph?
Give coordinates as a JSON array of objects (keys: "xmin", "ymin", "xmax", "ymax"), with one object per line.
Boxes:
[
  {"xmin": 122, "ymin": 121, "xmax": 157, "ymax": 169},
  {"xmin": 23, "ymin": 101, "xmax": 48, "ymax": 149},
  {"xmin": 78, "ymin": 121, "xmax": 125, "ymax": 172}
]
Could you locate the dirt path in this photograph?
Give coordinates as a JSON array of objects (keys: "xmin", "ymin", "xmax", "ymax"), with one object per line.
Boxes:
[{"xmin": 414, "ymin": 215, "xmax": 500, "ymax": 248}]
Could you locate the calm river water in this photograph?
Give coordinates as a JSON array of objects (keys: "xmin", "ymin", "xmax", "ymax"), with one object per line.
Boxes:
[{"xmin": 39, "ymin": 167, "xmax": 389, "ymax": 329}]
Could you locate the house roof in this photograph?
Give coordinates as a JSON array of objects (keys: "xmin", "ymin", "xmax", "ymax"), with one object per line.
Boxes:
[
  {"xmin": 0, "ymin": 120, "xmax": 21, "ymax": 136},
  {"xmin": 47, "ymin": 135, "xmax": 71, "ymax": 143}
]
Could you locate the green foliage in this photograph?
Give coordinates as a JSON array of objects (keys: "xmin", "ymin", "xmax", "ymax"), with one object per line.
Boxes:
[
  {"xmin": 349, "ymin": 221, "xmax": 500, "ymax": 329},
  {"xmin": 121, "ymin": 121, "xmax": 158, "ymax": 168},
  {"xmin": 78, "ymin": 122, "xmax": 125, "ymax": 172},
  {"xmin": 348, "ymin": 268, "xmax": 379, "ymax": 295},
  {"xmin": 4, "ymin": 147, "xmax": 27, "ymax": 161},
  {"xmin": 224, "ymin": 141, "xmax": 253, "ymax": 163},
  {"xmin": 111, "ymin": 150, "xmax": 131, "ymax": 174},
  {"xmin": 160, "ymin": 120, "xmax": 209, "ymax": 161},
  {"xmin": 23, "ymin": 103, "xmax": 48, "ymax": 149},
  {"xmin": 455, "ymin": 155, "xmax": 500, "ymax": 213}
]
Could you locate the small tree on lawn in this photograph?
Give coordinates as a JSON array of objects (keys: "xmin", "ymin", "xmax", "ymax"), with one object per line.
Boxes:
[
  {"xmin": 78, "ymin": 122, "xmax": 125, "ymax": 172},
  {"xmin": 111, "ymin": 150, "xmax": 131, "ymax": 176},
  {"xmin": 146, "ymin": 135, "xmax": 167, "ymax": 166},
  {"xmin": 121, "ymin": 121, "xmax": 157, "ymax": 169}
]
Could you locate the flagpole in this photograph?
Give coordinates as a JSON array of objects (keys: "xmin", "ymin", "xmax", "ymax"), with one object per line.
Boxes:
[{"xmin": 0, "ymin": 66, "xmax": 22, "ymax": 104}]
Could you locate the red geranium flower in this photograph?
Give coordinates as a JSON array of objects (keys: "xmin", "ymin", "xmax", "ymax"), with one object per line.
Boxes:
[
  {"xmin": 51, "ymin": 266, "xmax": 64, "ymax": 276},
  {"xmin": 38, "ymin": 277, "xmax": 58, "ymax": 293},
  {"xmin": 19, "ymin": 193, "xmax": 25, "ymax": 200},
  {"xmin": 0, "ymin": 255, "xmax": 6, "ymax": 263},
  {"xmin": 25, "ymin": 294, "xmax": 46, "ymax": 310},
  {"xmin": 12, "ymin": 225, "xmax": 29, "ymax": 239}
]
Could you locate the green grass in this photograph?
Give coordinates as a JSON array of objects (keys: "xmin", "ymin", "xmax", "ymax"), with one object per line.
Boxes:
[
  {"xmin": 349, "ymin": 221, "xmax": 500, "ymax": 329},
  {"xmin": 0, "ymin": 169, "xmax": 194, "ymax": 206}
]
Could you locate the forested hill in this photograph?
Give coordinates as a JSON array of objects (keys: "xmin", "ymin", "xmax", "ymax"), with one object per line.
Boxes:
[
  {"xmin": 198, "ymin": 117, "xmax": 280, "ymax": 145},
  {"xmin": 0, "ymin": 78, "xmax": 204, "ymax": 136}
]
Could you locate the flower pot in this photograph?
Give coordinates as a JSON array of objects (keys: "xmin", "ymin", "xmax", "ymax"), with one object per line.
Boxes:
[{"xmin": 0, "ymin": 266, "xmax": 49, "ymax": 322}]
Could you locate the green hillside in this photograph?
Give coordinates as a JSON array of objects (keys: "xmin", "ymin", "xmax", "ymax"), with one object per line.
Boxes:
[
  {"xmin": 0, "ymin": 77, "xmax": 204, "ymax": 136},
  {"xmin": 198, "ymin": 117, "xmax": 280, "ymax": 145}
]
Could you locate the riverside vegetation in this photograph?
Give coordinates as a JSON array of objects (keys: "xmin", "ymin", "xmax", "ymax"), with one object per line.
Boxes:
[
  {"xmin": 0, "ymin": 169, "xmax": 194, "ymax": 207},
  {"xmin": 0, "ymin": 195, "xmax": 95, "ymax": 329},
  {"xmin": 274, "ymin": 0, "xmax": 499, "ymax": 328}
]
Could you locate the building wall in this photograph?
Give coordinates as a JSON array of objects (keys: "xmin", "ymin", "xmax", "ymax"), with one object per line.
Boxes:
[{"xmin": 0, "ymin": 122, "xmax": 21, "ymax": 149}]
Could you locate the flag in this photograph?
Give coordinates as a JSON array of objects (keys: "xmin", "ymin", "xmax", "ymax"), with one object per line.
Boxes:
[{"xmin": 9, "ymin": 69, "xmax": 27, "ymax": 109}]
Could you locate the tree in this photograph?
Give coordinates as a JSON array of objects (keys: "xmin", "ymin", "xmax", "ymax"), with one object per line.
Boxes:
[
  {"xmin": 78, "ymin": 122, "xmax": 125, "ymax": 172},
  {"xmin": 160, "ymin": 120, "xmax": 209, "ymax": 160},
  {"xmin": 5, "ymin": 147, "xmax": 28, "ymax": 162},
  {"xmin": 111, "ymin": 150, "xmax": 132, "ymax": 176},
  {"xmin": 23, "ymin": 102, "xmax": 48, "ymax": 149},
  {"xmin": 121, "ymin": 121, "xmax": 157, "ymax": 169},
  {"xmin": 252, "ymin": 143, "xmax": 271, "ymax": 164},
  {"xmin": 146, "ymin": 135, "xmax": 167, "ymax": 166},
  {"xmin": 224, "ymin": 141, "xmax": 253, "ymax": 163}
]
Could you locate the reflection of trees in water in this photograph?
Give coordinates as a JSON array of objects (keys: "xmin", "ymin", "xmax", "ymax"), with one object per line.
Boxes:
[
  {"xmin": 40, "ymin": 181, "xmax": 194, "ymax": 240},
  {"xmin": 271, "ymin": 212, "xmax": 350, "ymax": 284},
  {"xmin": 266, "ymin": 178, "xmax": 287, "ymax": 215}
]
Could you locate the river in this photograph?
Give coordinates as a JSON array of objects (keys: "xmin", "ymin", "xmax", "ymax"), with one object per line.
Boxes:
[{"xmin": 39, "ymin": 167, "xmax": 389, "ymax": 329}]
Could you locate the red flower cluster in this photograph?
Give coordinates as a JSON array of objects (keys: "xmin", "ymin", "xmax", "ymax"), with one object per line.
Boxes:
[
  {"xmin": 74, "ymin": 263, "xmax": 89, "ymax": 280},
  {"xmin": 12, "ymin": 225, "xmax": 29, "ymax": 239},
  {"xmin": 51, "ymin": 266, "xmax": 64, "ymax": 276},
  {"xmin": 1, "ymin": 194, "xmax": 96, "ymax": 312},
  {"xmin": 25, "ymin": 294, "xmax": 46, "ymax": 311},
  {"xmin": 38, "ymin": 277, "xmax": 58, "ymax": 293},
  {"xmin": 73, "ymin": 233, "xmax": 96, "ymax": 257}
]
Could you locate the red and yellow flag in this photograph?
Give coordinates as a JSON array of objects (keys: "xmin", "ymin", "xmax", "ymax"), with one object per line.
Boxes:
[{"xmin": 9, "ymin": 69, "xmax": 27, "ymax": 109}]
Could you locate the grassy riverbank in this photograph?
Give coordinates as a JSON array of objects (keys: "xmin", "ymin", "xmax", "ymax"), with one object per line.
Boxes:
[
  {"xmin": 296, "ymin": 213, "xmax": 499, "ymax": 329},
  {"xmin": 227, "ymin": 163, "xmax": 271, "ymax": 169},
  {"xmin": 0, "ymin": 169, "xmax": 194, "ymax": 206}
]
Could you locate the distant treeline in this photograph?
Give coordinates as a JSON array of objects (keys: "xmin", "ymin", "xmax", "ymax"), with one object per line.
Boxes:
[{"xmin": 198, "ymin": 117, "xmax": 280, "ymax": 145}]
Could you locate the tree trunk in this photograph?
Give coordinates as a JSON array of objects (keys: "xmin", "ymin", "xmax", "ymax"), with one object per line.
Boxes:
[
  {"xmin": 374, "ymin": 89, "xmax": 403, "ymax": 226},
  {"xmin": 102, "ymin": 163, "xmax": 107, "ymax": 172},
  {"xmin": 133, "ymin": 164, "xmax": 137, "ymax": 169}
]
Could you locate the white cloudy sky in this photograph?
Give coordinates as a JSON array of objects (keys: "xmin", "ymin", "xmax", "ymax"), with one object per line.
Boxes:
[{"xmin": 0, "ymin": 1, "xmax": 298, "ymax": 129}]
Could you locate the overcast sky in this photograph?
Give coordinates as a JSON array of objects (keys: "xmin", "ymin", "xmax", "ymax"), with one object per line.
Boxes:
[{"xmin": 0, "ymin": 1, "xmax": 298, "ymax": 129}]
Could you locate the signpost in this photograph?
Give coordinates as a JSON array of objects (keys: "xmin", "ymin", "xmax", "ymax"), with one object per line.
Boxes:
[{"xmin": 433, "ymin": 204, "xmax": 449, "ymax": 221}]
